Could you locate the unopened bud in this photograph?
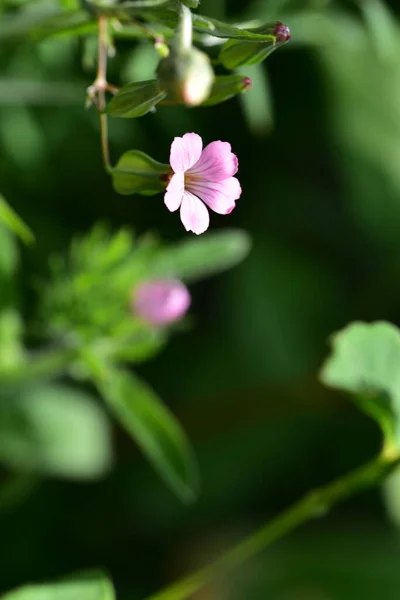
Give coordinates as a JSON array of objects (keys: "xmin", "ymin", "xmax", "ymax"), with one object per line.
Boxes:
[
  {"xmin": 155, "ymin": 37, "xmax": 170, "ymax": 58},
  {"xmin": 156, "ymin": 4, "xmax": 215, "ymax": 106},
  {"xmin": 202, "ymin": 74, "xmax": 252, "ymax": 106},
  {"xmin": 274, "ymin": 22, "xmax": 291, "ymax": 43},
  {"xmin": 132, "ymin": 280, "xmax": 191, "ymax": 326},
  {"xmin": 157, "ymin": 47, "xmax": 215, "ymax": 106}
]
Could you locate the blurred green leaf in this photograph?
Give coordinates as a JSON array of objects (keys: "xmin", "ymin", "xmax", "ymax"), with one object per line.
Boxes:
[
  {"xmin": 320, "ymin": 321, "xmax": 400, "ymax": 448},
  {"xmin": 0, "ymin": 309, "xmax": 25, "ymax": 371},
  {"xmin": 0, "ymin": 224, "xmax": 19, "ymax": 279},
  {"xmin": 1, "ymin": 571, "xmax": 115, "ymax": 600},
  {"xmin": 238, "ymin": 63, "xmax": 273, "ymax": 135},
  {"xmin": 150, "ymin": 229, "xmax": 252, "ymax": 282},
  {"xmin": 95, "ymin": 367, "xmax": 198, "ymax": 502},
  {"xmin": 112, "ymin": 150, "xmax": 170, "ymax": 195},
  {"xmin": 0, "ymin": 195, "xmax": 34, "ymax": 245},
  {"xmin": 0, "ymin": 384, "xmax": 113, "ymax": 479},
  {"xmin": 181, "ymin": 0, "xmax": 199, "ymax": 7},
  {"xmin": 107, "ymin": 80, "xmax": 166, "ymax": 118}
]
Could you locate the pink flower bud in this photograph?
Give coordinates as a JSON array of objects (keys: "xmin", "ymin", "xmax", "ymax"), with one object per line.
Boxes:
[
  {"xmin": 132, "ymin": 280, "xmax": 191, "ymax": 325},
  {"xmin": 274, "ymin": 22, "xmax": 291, "ymax": 43}
]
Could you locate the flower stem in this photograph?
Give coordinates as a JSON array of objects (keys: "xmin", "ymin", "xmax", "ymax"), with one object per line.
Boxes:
[
  {"xmin": 96, "ymin": 15, "xmax": 111, "ymax": 172},
  {"xmin": 144, "ymin": 448, "xmax": 400, "ymax": 600}
]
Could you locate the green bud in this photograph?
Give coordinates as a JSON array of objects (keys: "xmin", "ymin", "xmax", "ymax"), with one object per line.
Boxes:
[
  {"xmin": 157, "ymin": 46, "xmax": 215, "ymax": 106},
  {"xmin": 202, "ymin": 74, "xmax": 252, "ymax": 106},
  {"xmin": 112, "ymin": 150, "xmax": 171, "ymax": 196},
  {"xmin": 156, "ymin": 3, "xmax": 214, "ymax": 106},
  {"xmin": 106, "ymin": 80, "xmax": 166, "ymax": 118},
  {"xmin": 219, "ymin": 21, "xmax": 291, "ymax": 69}
]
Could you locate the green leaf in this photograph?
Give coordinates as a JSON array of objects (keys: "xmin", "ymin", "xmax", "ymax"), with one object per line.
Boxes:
[
  {"xmin": 106, "ymin": 80, "xmax": 166, "ymax": 118},
  {"xmin": 320, "ymin": 321, "xmax": 400, "ymax": 448},
  {"xmin": 218, "ymin": 22, "xmax": 290, "ymax": 69},
  {"xmin": 150, "ymin": 229, "xmax": 252, "ymax": 283},
  {"xmin": 1, "ymin": 571, "xmax": 115, "ymax": 600},
  {"xmin": 95, "ymin": 367, "xmax": 198, "ymax": 502},
  {"xmin": 201, "ymin": 74, "xmax": 251, "ymax": 106},
  {"xmin": 219, "ymin": 38, "xmax": 277, "ymax": 69},
  {"xmin": 0, "ymin": 195, "xmax": 34, "ymax": 245},
  {"xmin": 112, "ymin": 150, "xmax": 170, "ymax": 195},
  {"xmin": 0, "ymin": 384, "xmax": 113, "ymax": 479}
]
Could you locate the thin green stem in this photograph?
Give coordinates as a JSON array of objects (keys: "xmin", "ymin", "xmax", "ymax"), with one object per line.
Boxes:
[
  {"xmin": 145, "ymin": 448, "xmax": 400, "ymax": 600},
  {"xmin": 96, "ymin": 15, "xmax": 111, "ymax": 171}
]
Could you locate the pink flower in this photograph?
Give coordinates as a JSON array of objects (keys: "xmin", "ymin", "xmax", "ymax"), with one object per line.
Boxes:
[
  {"xmin": 164, "ymin": 132, "xmax": 242, "ymax": 235},
  {"xmin": 132, "ymin": 280, "xmax": 191, "ymax": 326}
]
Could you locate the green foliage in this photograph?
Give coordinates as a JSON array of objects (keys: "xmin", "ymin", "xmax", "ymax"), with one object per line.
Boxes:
[
  {"xmin": 201, "ymin": 74, "xmax": 251, "ymax": 106},
  {"xmin": 106, "ymin": 80, "xmax": 166, "ymax": 118},
  {"xmin": 0, "ymin": 195, "xmax": 34, "ymax": 245},
  {"xmin": 1, "ymin": 572, "xmax": 115, "ymax": 600},
  {"xmin": 93, "ymin": 367, "xmax": 198, "ymax": 502},
  {"xmin": 40, "ymin": 224, "xmax": 250, "ymax": 345},
  {"xmin": 218, "ymin": 23, "xmax": 285, "ymax": 69},
  {"xmin": 320, "ymin": 322, "xmax": 400, "ymax": 450},
  {"xmin": 150, "ymin": 229, "xmax": 251, "ymax": 282},
  {"xmin": 0, "ymin": 384, "xmax": 113, "ymax": 479}
]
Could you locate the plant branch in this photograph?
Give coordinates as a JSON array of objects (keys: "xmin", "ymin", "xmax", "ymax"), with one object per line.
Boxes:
[
  {"xmin": 144, "ymin": 447, "xmax": 400, "ymax": 600},
  {"xmin": 87, "ymin": 16, "xmax": 115, "ymax": 172}
]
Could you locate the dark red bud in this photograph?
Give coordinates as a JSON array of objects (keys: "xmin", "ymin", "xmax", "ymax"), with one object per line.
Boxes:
[
  {"xmin": 242, "ymin": 77, "xmax": 252, "ymax": 90},
  {"xmin": 274, "ymin": 22, "xmax": 291, "ymax": 43}
]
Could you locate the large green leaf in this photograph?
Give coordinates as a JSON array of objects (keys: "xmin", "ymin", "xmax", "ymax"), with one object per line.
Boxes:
[
  {"xmin": 1, "ymin": 572, "xmax": 115, "ymax": 600},
  {"xmin": 150, "ymin": 229, "xmax": 252, "ymax": 283},
  {"xmin": 112, "ymin": 150, "xmax": 170, "ymax": 195},
  {"xmin": 0, "ymin": 195, "xmax": 34, "ymax": 245},
  {"xmin": 320, "ymin": 321, "xmax": 400, "ymax": 448},
  {"xmin": 106, "ymin": 80, "xmax": 166, "ymax": 118},
  {"xmin": 0, "ymin": 384, "xmax": 113, "ymax": 479},
  {"xmin": 95, "ymin": 367, "xmax": 198, "ymax": 502}
]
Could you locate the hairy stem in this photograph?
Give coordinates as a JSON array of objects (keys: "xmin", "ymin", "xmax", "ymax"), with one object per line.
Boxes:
[
  {"xmin": 96, "ymin": 15, "xmax": 111, "ymax": 172},
  {"xmin": 145, "ymin": 447, "xmax": 400, "ymax": 600}
]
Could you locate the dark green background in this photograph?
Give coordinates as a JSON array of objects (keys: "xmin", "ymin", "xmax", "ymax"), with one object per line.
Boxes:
[{"xmin": 2, "ymin": 0, "xmax": 400, "ymax": 598}]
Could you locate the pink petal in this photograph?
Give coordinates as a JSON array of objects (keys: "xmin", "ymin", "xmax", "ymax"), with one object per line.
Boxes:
[
  {"xmin": 169, "ymin": 133, "xmax": 203, "ymax": 173},
  {"xmin": 186, "ymin": 176, "xmax": 241, "ymax": 215},
  {"xmin": 133, "ymin": 280, "xmax": 191, "ymax": 325},
  {"xmin": 164, "ymin": 172, "xmax": 184, "ymax": 212},
  {"xmin": 188, "ymin": 141, "xmax": 239, "ymax": 181},
  {"xmin": 180, "ymin": 191, "xmax": 210, "ymax": 235}
]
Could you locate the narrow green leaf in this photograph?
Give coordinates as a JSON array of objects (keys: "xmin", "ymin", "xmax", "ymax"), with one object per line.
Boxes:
[
  {"xmin": 320, "ymin": 321, "xmax": 400, "ymax": 449},
  {"xmin": 95, "ymin": 368, "xmax": 199, "ymax": 502},
  {"xmin": 0, "ymin": 384, "xmax": 113, "ymax": 480},
  {"xmin": 219, "ymin": 38, "xmax": 277, "ymax": 69},
  {"xmin": 201, "ymin": 74, "xmax": 251, "ymax": 106},
  {"xmin": 112, "ymin": 150, "xmax": 170, "ymax": 195},
  {"xmin": 106, "ymin": 80, "xmax": 166, "ymax": 118},
  {"xmin": 218, "ymin": 23, "xmax": 290, "ymax": 69},
  {"xmin": 150, "ymin": 229, "xmax": 252, "ymax": 283},
  {"xmin": 1, "ymin": 571, "xmax": 115, "ymax": 600},
  {"xmin": 0, "ymin": 195, "xmax": 34, "ymax": 245}
]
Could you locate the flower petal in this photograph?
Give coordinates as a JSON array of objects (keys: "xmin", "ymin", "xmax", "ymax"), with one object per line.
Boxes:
[
  {"xmin": 186, "ymin": 176, "xmax": 241, "ymax": 215},
  {"xmin": 164, "ymin": 172, "xmax": 184, "ymax": 212},
  {"xmin": 188, "ymin": 141, "xmax": 238, "ymax": 181},
  {"xmin": 170, "ymin": 133, "xmax": 203, "ymax": 173},
  {"xmin": 180, "ymin": 191, "xmax": 210, "ymax": 235}
]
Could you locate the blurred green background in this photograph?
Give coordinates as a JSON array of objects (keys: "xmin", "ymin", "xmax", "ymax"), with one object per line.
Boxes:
[{"xmin": 2, "ymin": 0, "xmax": 400, "ymax": 598}]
